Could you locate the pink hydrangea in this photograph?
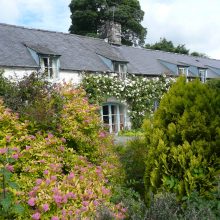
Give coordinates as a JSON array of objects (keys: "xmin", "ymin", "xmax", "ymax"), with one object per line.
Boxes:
[
  {"xmin": 28, "ymin": 198, "xmax": 36, "ymax": 206},
  {"xmin": 51, "ymin": 216, "xmax": 59, "ymax": 220},
  {"xmin": 42, "ymin": 203, "xmax": 49, "ymax": 212},
  {"xmin": 32, "ymin": 212, "xmax": 41, "ymax": 220}
]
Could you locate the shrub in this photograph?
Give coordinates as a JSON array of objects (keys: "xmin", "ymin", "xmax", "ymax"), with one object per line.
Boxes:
[
  {"xmin": 0, "ymin": 72, "xmax": 63, "ymax": 131},
  {"xmin": 117, "ymin": 138, "xmax": 147, "ymax": 196},
  {"xmin": 0, "ymin": 92, "xmax": 125, "ymax": 219},
  {"xmin": 144, "ymin": 76, "xmax": 220, "ymax": 202}
]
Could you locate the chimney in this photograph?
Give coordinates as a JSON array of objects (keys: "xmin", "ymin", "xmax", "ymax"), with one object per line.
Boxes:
[{"xmin": 100, "ymin": 21, "xmax": 122, "ymax": 45}]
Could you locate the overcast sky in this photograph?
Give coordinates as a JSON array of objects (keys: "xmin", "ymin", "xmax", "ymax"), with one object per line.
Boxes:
[{"xmin": 0, "ymin": 0, "xmax": 220, "ymax": 59}]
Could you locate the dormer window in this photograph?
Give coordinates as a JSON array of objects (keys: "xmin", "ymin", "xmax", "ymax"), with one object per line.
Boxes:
[
  {"xmin": 178, "ymin": 66, "xmax": 188, "ymax": 76},
  {"xmin": 199, "ymin": 69, "xmax": 207, "ymax": 83},
  {"xmin": 113, "ymin": 62, "xmax": 127, "ymax": 79},
  {"xmin": 25, "ymin": 43, "xmax": 60, "ymax": 80}
]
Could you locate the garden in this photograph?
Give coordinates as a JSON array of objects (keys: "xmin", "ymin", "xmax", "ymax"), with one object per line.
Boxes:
[{"xmin": 0, "ymin": 69, "xmax": 220, "ymax": 219}]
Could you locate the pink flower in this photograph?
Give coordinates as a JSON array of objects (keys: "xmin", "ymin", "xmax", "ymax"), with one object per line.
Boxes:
[
  {"xmin": 99, "ymin": 131, "xmax": 106, "ymax": 138},
  {"xmin": 0, "ymin": 148, "xmax": 7, "ymax": 154},
  {"xmin": 28, "ymin": 198, "xmax": 36, "ymax": 206},
  {"xmin": 53, "ymin": 194, "xmax": 62, "ymax": 204},
  {"xmin": 36, "ymin": 179, "xmax": 42, "ymax": 185},
  {"xmin": 48, "ymin": 132, "xmax": 54, "ymax": 138},
  {"xmin": 12, "ymin": 147, "xmax": 19, "ymax": 152},
  {"xmin": 32, "ymin": 212, "xmax": 41, "ymax": 220},
  {"xmin": 28, "ymin": 191, "xmax": 35, "ymax": 197},
  {"xmin": 12, "ymin": 154, "xmax": 19, "ymax": 159},
  {"xmin": 42, "ymin": 203, "xmax": 49, "ymax": 212},
  {"xmin": 43, "ymin": 170, "xmax": 49, "ymax": 175},
  {"xmin": 51, "ymin": 216, "xmax": 59, "ymax": 220},
  {"xmin": 26, "ymin": 145, "xmax": 31, "ymax": 150},
  {"xmin": 51, "ymin": 175, "xmax": 57, "ymax": 181},
  {"xmin": 82, "ymin": 201, "xmax": 89, "ymax": 207},
  {"xmin": 46, "ymin": 179, "xmax": 51, "ymax": 185},
  {"xmin": 5, "ymin": 135, "xmax": 11, "ymax": 142},
  {"xmin": 6, "ymin": 164, "xmax": 14, "ymax": 172},
  {"xmin": 101, "ymin": 187, "xmax": 110, "ymax": 195},
  {"xmin": 93, "ymin": 200, "xmax": 99, "ymax": 206},
  {"xmin": 66, "ymin": 192, "xmax": 76, "ymax": 199},
  {"xmin": 60, "ymin": 137, "xmax": 66, "ymax": 143},
  {"xmin": 68, "ymin": 172, "xmax": 75, "ymax": 180},
  {"xmin": 59, "ymin": 146, "xmax": 65, "ymax": 152}
]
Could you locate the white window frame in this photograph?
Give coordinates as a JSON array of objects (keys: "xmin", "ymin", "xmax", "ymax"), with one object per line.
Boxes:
[
  {"xmin": 198, "ymin": 69, "xmax": 207, "ymax": 83},
  {"xmin": 40, "ymin": 56, "xmax": 59, "ymax": 79},
  {"xmin": 113, "ymin": 62, "xmax": 127, "ymax": 79},
  {"xmin": 178, "ymin": 66, "xmax": 188, "ymax": 76}
]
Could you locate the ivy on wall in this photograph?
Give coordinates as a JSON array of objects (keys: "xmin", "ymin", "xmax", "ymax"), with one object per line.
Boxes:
[{"xmin": 81, "ymin": 73, "xmax": 174, "ymax": 128}]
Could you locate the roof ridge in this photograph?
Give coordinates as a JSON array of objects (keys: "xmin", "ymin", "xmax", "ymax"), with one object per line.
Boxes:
[
  {"xmin": 0, "ymin": 22, "xmax": 106, "ymax": 43},
  {"xmin": 120, "ymin": 44, "xmax": 220, "ymax": 61}
]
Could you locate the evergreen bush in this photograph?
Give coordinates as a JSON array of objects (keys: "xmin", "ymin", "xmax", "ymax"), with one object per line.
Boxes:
[{"xmin": 144, "ymin": 76, "xmax": 220, "ymax": 202}]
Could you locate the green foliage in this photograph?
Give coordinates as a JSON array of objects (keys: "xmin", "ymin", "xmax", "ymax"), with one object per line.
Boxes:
[
  {"xmin": 144, "ymin": 76, "xmax": 220, "ymax": 202},
  {"xmin": 145, "ymin": 38, "xmax": 189, "ymax": 55},
  {"xmin": 0, "ymin": 72, "xmax": 64, "ymax": 131},
  {"xmin": 81, "ymin": 73, "xmax": 173, "ymax": 129},
  {"xmin": 117, "ymin": 138, "xmax": 146, "ymax": 196},
  {"xmin": 111, "ymin": 185, "xmax": 146, "ymax": 220},
  {"xmin": 69, "ymin": 0, "xmax": 147, "ymax": 46}
]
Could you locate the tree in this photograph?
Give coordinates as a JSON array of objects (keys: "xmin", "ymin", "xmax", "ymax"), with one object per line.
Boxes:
[
  {"xmin": 190, "ymin": 51, "xmax": 208, "ymax": 58},
  {"xmin": 143, "ymin": 77, "xmax": 220, "ymax": 202},
  {"xmin": 145, "ymin": 38, "xmax": 189, "ymax": 54},
  {"xmin": 69, "ymin": 0, "xmax": 147, "ymax": 46}
]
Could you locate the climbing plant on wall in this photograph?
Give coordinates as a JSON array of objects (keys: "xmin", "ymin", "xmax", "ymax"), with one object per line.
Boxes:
[{"xmin": 81, "ymin": 73, "xmax": 174, "ymax": 128}]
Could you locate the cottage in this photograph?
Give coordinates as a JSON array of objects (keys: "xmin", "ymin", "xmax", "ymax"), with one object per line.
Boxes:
[{"xmin": 0, "ymin": 23, "xmax": 220, "ymax": 133}]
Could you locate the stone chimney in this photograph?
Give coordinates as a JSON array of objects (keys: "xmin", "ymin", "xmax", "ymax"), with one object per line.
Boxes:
[{"xmin": 100, "ymin": 21, "xmax": 122, "ymax": 45}]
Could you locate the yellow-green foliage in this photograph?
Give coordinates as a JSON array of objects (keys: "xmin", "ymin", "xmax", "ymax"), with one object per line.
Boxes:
[
  {"xmin": 144, "ymin": 77, "xmax": 220, "ymax": 202},
  {"xmin": 0, "ymin": 85, "xmax": 125, "ymax": 219}
]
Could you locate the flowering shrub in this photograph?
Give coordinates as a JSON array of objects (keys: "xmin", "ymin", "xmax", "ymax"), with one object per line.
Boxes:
[
  {"xmin": 81, "ymin": 73, "xmax": 174, "ymax": 128},
  {"xmin": 0, "ymin": 84, "xmax": 126, "ymax": 219}
]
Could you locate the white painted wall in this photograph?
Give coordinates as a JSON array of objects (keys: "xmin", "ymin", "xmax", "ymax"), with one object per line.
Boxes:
[
  {"xmin": 2, "ymin": 67, "xmax": 35, "ymax": 80},
  {"xmin": 1, "ymin": 67, "xmax": 82, "ymax": 85}
]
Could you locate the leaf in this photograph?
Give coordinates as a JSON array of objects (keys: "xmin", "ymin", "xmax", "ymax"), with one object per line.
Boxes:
[
  {"xmin": 0, "ymin": 195, "xmax": 12, "ymax": 211},
  {"xmin": 12, "ymin": 204, "xmax": 24, "ymax": 215},
  {"xmin": 8, "ymin": 181, "xmax": 19, "ymax": 190}
]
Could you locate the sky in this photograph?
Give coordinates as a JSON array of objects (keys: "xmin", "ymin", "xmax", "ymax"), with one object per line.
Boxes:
[{"xmin": 0, "ymin": 0, "xmax": 220, "ymax": 59}]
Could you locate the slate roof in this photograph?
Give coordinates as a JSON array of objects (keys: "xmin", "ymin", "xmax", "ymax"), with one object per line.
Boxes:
[{"xmin": 0, "ymin": 23, "xmax": 220, "ymax": 78}]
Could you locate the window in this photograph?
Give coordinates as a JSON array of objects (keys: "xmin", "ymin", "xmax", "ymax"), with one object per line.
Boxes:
[
  {"xmin": 101, "ymin": 103, "xmax": 126, "ymax": 133},
  {"xmin": 113, "ymin": 62, "xmax": 127, "ymax": 79},
  {"xmin": 40, "ymin": 56, "xmax": 59, "ymax": 79},
  {"xmin": 178, "ymin": 66, "xmax": 188, "ymax": 76},
  {"xmin": 199, "ymin": 69, "xmax": 207, "ymax": 83}
]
